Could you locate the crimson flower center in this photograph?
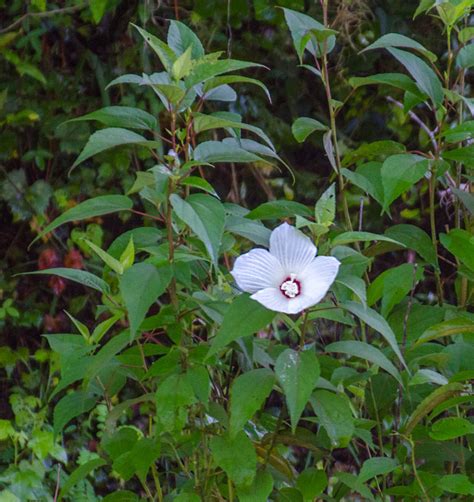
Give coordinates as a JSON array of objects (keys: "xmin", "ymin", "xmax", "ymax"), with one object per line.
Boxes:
[{"xmin": 280, "ymin": 274, "xmax": 301, "ymax": 299}]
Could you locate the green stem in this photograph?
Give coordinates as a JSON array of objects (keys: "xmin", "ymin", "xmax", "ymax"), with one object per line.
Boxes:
[{"xmin": 428, "ymin": 169, "xmax": 444, "ymax": 305}]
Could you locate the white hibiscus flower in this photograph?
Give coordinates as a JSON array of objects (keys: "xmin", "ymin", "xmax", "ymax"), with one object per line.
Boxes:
[{"xmin": 231, "ymin": 223, "xmax": 340, "ymax": 314}]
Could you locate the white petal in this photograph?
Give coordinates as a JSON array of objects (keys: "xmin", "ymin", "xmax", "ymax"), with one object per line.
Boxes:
[
  {"xmin": 269, "ymin": 223, "xmax": 317, "ymax": 274},
  {"xmin": 251, "ymin": 288, "xmax": 292, "ymax": 313},
  {"xmin": 231, "ymin": 249, "xmax": 285, "ymax": 294},
  {"xmin": 300, "ymin": 256, "xmax": 340, "ymax": 305}
]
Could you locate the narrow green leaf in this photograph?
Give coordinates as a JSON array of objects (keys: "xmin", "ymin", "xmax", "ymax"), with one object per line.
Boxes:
[
  {"xmin": 413, "ymin": 318, "xmax": 474, "ymax": 347},
  {"xmin": 54, "ymin": 391, "xmax": 97, "ymax": 435},
  {"xmin": 246, "ymin": 201, "xmax": 312, "ymax": 220},
  {"xmin": 58, "ymin": 458, "xmax": 107, "ymax": 501},
  {"xmin": 332, "ymin": 231, "xmax": 404, "ymax": 247},
  {"xmin": 193, "ymin": 140, "xmax": 264, "ymax": 164},
  {"xmin": 132, "ymin": 24, "xmax": 176, "ymax": 72},
  {"xmin": 440, "ymin": 229, "xmax": 474, "ymax": 271},
  {"xmin": 442, "ymin": 144, "xmax": 474, "ymax": 168},
  {"xmin": 65, "ymin": 106, "xmax": 157, "ymax": 130},
  {"xmin": 361, "ymin": 33, "xmax": 437, "ymax": 62},
  {"xmin": 24, "ymin": 268, "xmax": 110, "ymax": 294},
  {"xmin": 358, "ymin": 457, "xmax": 399, "ymax": 483},
  {"xmin": 292, "ymin": 117, "xmax": 328, "ymax": 143}
]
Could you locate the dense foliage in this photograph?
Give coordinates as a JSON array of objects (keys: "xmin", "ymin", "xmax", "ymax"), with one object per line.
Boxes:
[{"xmin": 1, "ymin": 0, "xmax": 474, "ymax": 500}]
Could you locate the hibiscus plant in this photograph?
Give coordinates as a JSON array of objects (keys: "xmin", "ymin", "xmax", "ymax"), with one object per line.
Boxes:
[{"xmin": 20, "ymin": 2, "xmax": 474, "ymax": 501}]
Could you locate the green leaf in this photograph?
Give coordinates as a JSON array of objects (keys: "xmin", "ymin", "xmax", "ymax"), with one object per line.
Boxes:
[
  {"xmin": 413, "ymin": 318, "xmax": 474, "ymax": 347},
  {"xmin": 275, "ymin": 349, "xmax": 320, "ymax": 432},
  {"xmin": 414, "ymin": 0, "xmax": 436, "ymax": 18},
  {"xmin": 210, "ymin": 431, "xmax": 257, "ymax": 487},
  {"xmin": 349, "ymin": 73, "xmax": 425, "ymax": 98},
  {"xmin": 170, "ymin": 193, "xmax": 225, "ymax": 264},
  {"xmin": 72, "ymin": 128, "xmax": 161, "ymax": 170},
  {"xmin": 440, "ymin": 229, "xmax": 474, "ymax": 271},
  {"xmin": 132, "ymin": 24, "xmax": 176, "ymax": 72},
  {"xmin": 325, "ymin": 341, "xmax": 402, "ymax": 384},
  {"xmin": 336, "ymin": 274, "xmax": 367, "ymax": 307},
  {"xmin": 442, "ymin": 144, "xmax": 474, "ymax": 168},
  {"xmin": 381, "ymin": 154, "xmax": 429, "ymax": 212},
  {"xmin": 58, "ymin": 458, "xmax": 107, "ymax": 501},
  {"xmin": 172, "ymin": 47, "xmax": 193, "ymax": 80},
  {"xmin": 186, "ymin": 58, "xmax": 265, "ymax": 87},
  {"xmin": 404, "ymin": 383, "xmax": 464, "ymax": 434},
  {"xmin": 292, "ymin": 117, "xmax": 328, "ymax": 143},
  {"xmin": 385, "ymin": 224, "xmax": 438, "ymax": 268},
  {"xmin": 167, "ymin": 20, "xmax": 204, "ymax": 59},
  {"xmin": 438, "ymin": 475, "xmax": 474, "ymax": 496},
  {"xmin": 332, "ymin": 231, "xmax": 404, "ymax": 247},
  {"xmin": 225, "ymin": 215, "xmax": 271, "ymax": 246},
  {"xmin": 429, "ymin": 417, "xmax": 474, "ymax": 440},
  {"xmin": 442, "ymin": 121, "xmax": 474, "ymax": 143},
  {"xmin": 282, "ymin": 8, "xmax": 335, "ymax": 61},
  {"xmin": 84, "ymin": 239, "xmax": 124, "ymax": 274},
  {"xmin": 119, "ymin": 263, "xmax": 172, "ymax": 338},
  {"xmin": 203, "ymin": 75, "xmax": 271, "ymax": 102},
  {"xmin": 208, "ymin": 294, "xmax": 276, "ymax": 356},
  {"xmin": 457, "ymin": 44, "xmax": 474, "ymax": 69},
  {"xmin": 296, "ymin": 468, "xmax": 328, "ymax": 501},
  {"xmin": 342, "ymin": 163, "xmax": 384, "ymax": 206},
  {"xmin": 24, "ymin": 268, "xmax": 110, "ymax": 294},
  {"xmin": 246, "ymin": 201, "xmax": 312, "ymax": 220},
  {"xmin": 342, "ymin": 140, "xmax": 406, "ymax": 166},
  {"xmin": 65, "ymin": 106, "xmax": 157, "ymax": 130},
  {"xmin": 193, "ymin": 140, "xmax": 264, "ymax": 164},
  {"xmin": 229, "ymin": 368, "xmax": 275, "ymax": 436},
  {"xmin": 310, "ymin": 390, "xmax": 354, "ymax": 447},
  {"xmin": 103, "ymin": 491, "xmax": 138, "ymax": 502},
  {"xmin": 89, "ymin": 0, "xmax": 108, "ymax": 23},
  {"xmin": 156, "ymin": 373, "xmax": 197, "ymax": 432},
  {"xmin": 194, "ymin": 113, "xmax": 274, "ymax": 150},
  {"xmin": 452, "ymin": 188, "xmax": 474, "ymax": 216},
  {"xmin": 387, "ymin": 48, "xmax": 443, "ymax": 106},
  {"xmin": 358, "ymin": 457, "xmax": 399, "ymax": 483},
  {"xmin": 342, "ymin": 301, "xmax": 406, "ymax": 368},
  {"xmin": 361, "ymin": 33, "xmax": 437, "ymax": 62},
  {"xmin": 367, "ymin": 263, "xmax": 423, "ymax": 317},
  {"xmin": 31, "ymin": 195, "xmax": 133, "ymax": 245},
  {"xmin": 181, "ymin": 176, "xmax": 218, "ymax": 197},
  {"xmin": 237, "ymin": 470, "xmax": 274, "ymax": 502},
  {"xmin": 54, "ymin": 391, "xmax": 97, "ymax": 435},
  {"xmin": 315, "ymin": 183, "xmax": 335, "ymax": 226}
]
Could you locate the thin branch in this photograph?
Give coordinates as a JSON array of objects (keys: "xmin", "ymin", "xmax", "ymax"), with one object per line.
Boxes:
[{"xmin": 0, "ymin": 4, "xmax": 86, "ymax": 34}]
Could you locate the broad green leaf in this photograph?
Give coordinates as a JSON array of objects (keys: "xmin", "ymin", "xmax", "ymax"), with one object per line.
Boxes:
[
  {"xmin": 119, "ymin": 263, "xmax": 172, "ymax": 338},
  {"xmin": 237, "ymin": 471, "xmax": 274, "ymax": 502},
  {"xmin": 31, "ymin": 195, "xmax": 133, "ymax": 245},
  {"xmin": 181, "ymin": 176, "xmax": 218, "ymax": 197},
  {"xmin": 457, "ymin": 44, "xmax": 474, "ymax": 69},
  {"xmin": 361, "ymin": 33, "xmax": 437, "ymax": 62},
  {"xmin": 343, "ymin": 301, "xmax": 405, "ymax": 368},
  {"xmin": 332, "ymin": 231, "xmax": 404, "ymax": 247},
  {"xmin": 24, "ymin": 268, "xmax": 110, "ymax": 294},
  {"xmin": 358, "ymin": 457, "xmax": 399, "ymax": 483},
  {"xmin": 186, "ymin": 58, "xmax": 265, "ymax": 87},
  {"xmin": 246, "ymin": 201, "xmax": 312, "ymax": 220},
  {"xmin": 342, "ymin": 140, "xmax": 406, "ymax": 166},
  {"xmin": 275, "ymin": 349, "xmax": 320, "ymax": 432},
  {"xmin": 410, "ymin": 369, "xmax": 448, "ymax": 386},
  {"xmin": 282, "ymin": 8, "xmax": 336, "ymax": 61},
  {"xmin": 438, "ymin": 475, "xmax": 474, "ymax": 496},
  {"xmin": 194, "ymin": 113, "xmax": 274, "ymax": 149},
  {"xmin": 193, "ymin": 140, "xmax": 264, "ymax": 164},
  {"xmin": 65, "ymin": 106, "xmax": 157, "ymax": 130},
  {"xmin": 296, "ymin": 468, "xmax": 328, "ymax": 501},
  {"xmin": 230, "ymin": 368, "xmax": 275, "ymax": 436},
  {"xmin": 210, "ymin": 431, "xmax": 257, "ymax": 487},
  {"xmin": 292, "ymin": 117, "xmax": 328, "ymax": 143},
  {"xmin": 208, "ymin": 294, "xmax": 275, "ymax": 356},
  {"xmin": 349, "ymin": 73, "xmax": 425, "ymax": 98},
  {"xmin": 58, "ymin": 458, "xmax": 107, "ymax": 501},
  {"xmin": 170, "ymin": 193, "xmax": 225, "ymax": 264},
  {"xmin": 203, "ymin": 75, "xmax": 271, "ymax": 102},
  {"xmin": 72, "ymin": 128, "xmax": 161, "ymax": 170},
  {"xmin": 404, "ymin": 383, "xmax": 464, "ymax": 434},
  {"xmin": 414, "ymin": 0, "xmax": 436, "ymax": 18},
  {"xmin": 54, "ymin": 391, "xmax": 97, "ymax": 435},
  {"xmin": 367, "ymin": 263, "xmax": 424, "ymax": 317},
  {"xmin": 341, "ymin": 163, "xmax": 384, "ymax": 206},
  {"xmin": 385, "ymin": 224, "xmax": 438, "ymax": 268},
  {"xmin": 167, "ymin": 20, "xmax": 204, "ymax": 58},
  {"xmin": 381, "ymin": 154, "xmax": 429, "ymax": 212},
  {"xmin": 413, "ymin": 318, "xmax": 474, "ymax": 347},
  {"xmin": 442, "ymin": 144, "xmax": 474, "ymax": 168},
  {"xmin": 132, "ymin": 24, "xmax": 176, "ymax": 72},
  {"xmin": 387, "ymin": 48, "xmax": 443, "ymax": 106},
  {"xmin": 225, "ymin": 215, "xmax": 271, "ymax": 246},
  {"xmin": 172, "ymin": 47, "xmax": 193, "ymax": 80},
  {"xmin": 429, "ymin": 417, "xmax": 474, "ymax": 440},
  {"xmin": 325, "ymin": 341, "xmax": 402, "ymax": 384},
  {"xmin": 442, "ymin": 121, "xmax": 474, "ymax": 143},
  {"xmin": 155, "ymin": 373, "xmax": 197, "ymax": 432},
  {"xmin": 440, "ymin": 229, "xmax": 474, "ymax": 271},
  {"xmin": 113, "ymin": 438, "xmax": 160, "ymax": 481},
  {"xmin": 310, "ymin": 390, "xmax": 354, "ymax": 447}
]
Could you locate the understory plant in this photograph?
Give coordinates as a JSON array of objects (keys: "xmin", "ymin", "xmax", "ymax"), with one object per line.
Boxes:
[{"xmin": 2, "ymin": 1, "xmax": 474, "ymax": 500}]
